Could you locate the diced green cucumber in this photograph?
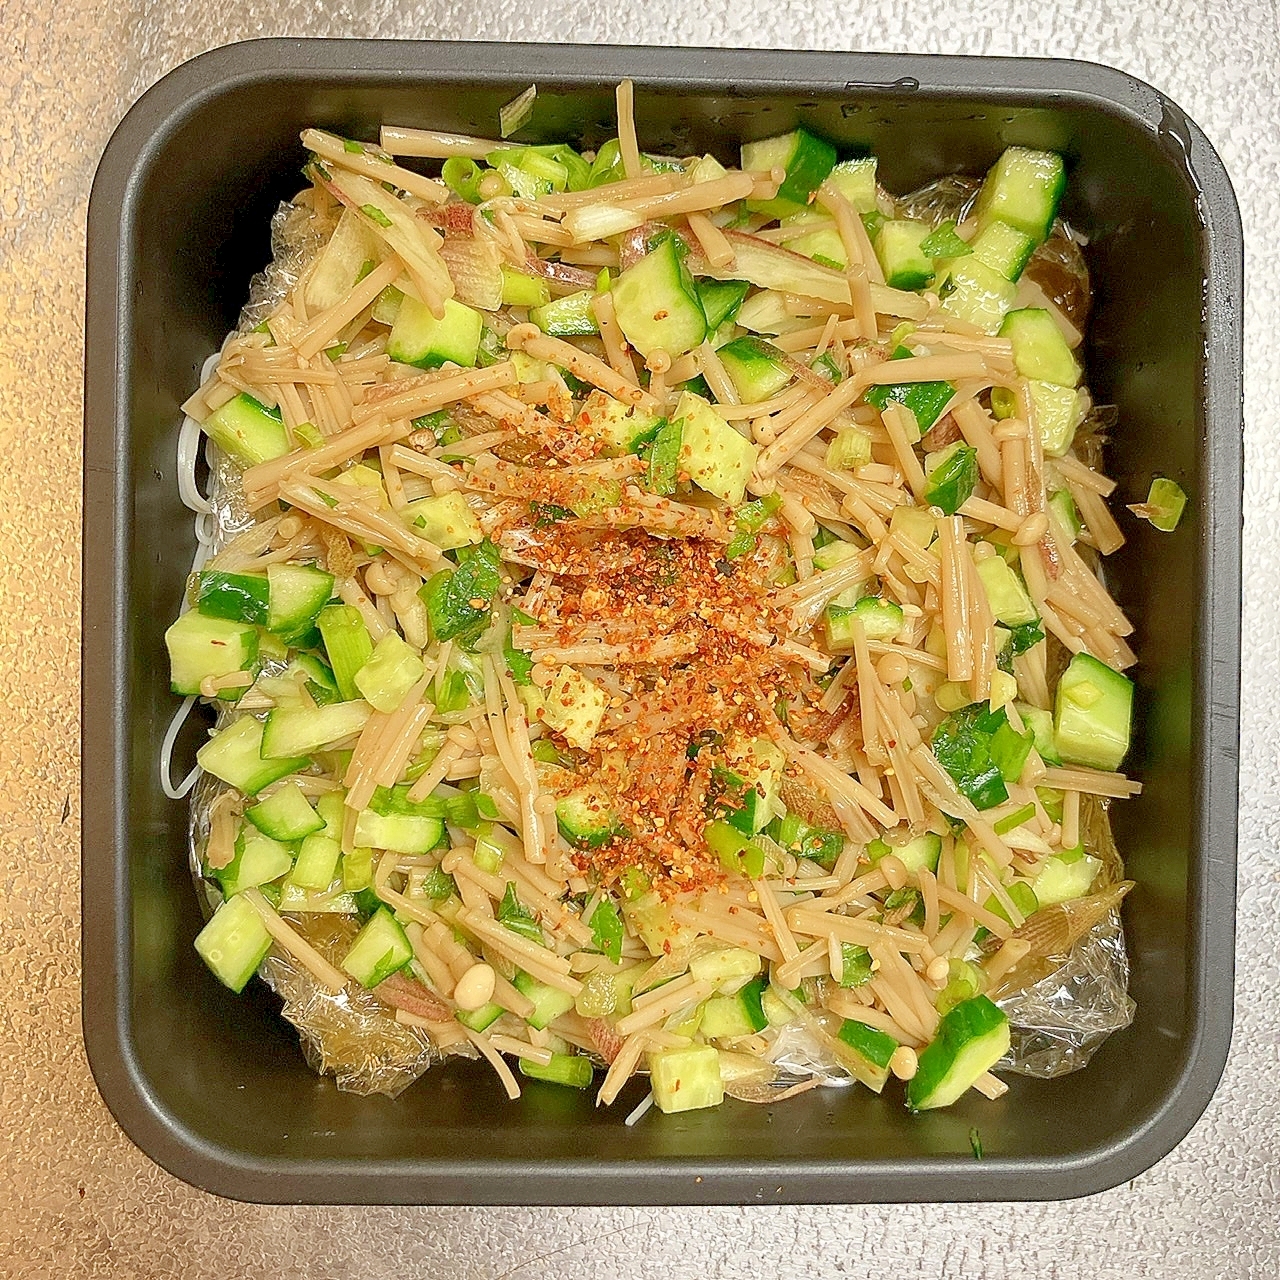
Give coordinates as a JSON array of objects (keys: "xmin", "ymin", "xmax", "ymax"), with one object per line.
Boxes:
[
  {"xmin": 215, "ymin": 828, "xmax": 296, "ymax": 897},
  {"xmin": 837, "ymin": 1018, "xmax": 898, "ymax": 1093},
  {"xmin": 355, "ymin": 785, "xmax": 445, "ymax": 854},
  {"xmin": 865, "ymin": 359, "xmax": 955, "ymax": 434},
  {"xmin": 700, "ymin": 976, "xmax": 768, "ymax": 1039},
  {"xmin": 906, "ymin": 994, "xmax": 1010, "ymax": 1111},
  {"xmin": 811, "ymin": 539, "xmax": 862, "ymax": 574},
  {"xmin": 1027, "ymin": 379, "xmax": 1084, "ymax": 457},
  {"xmin": 555, "ymin": 785, "xmax": 618, "ymax": 849},
  {"xmin": 674, "ymin": 391, "xmax": 757, "ymax": 506},
  {"xmin": 519, "ymin": 1052, "xmax": 594, "ymax": 1088},
  {"xmin": 201, "ymin": 393, "xmax": 290, "ymax": 467},
  {"xmin": 341, "ymin": 906, "xmax": 412, "ymax": 988},
  {"xmin": 716, "ymin": 336, "xmax": 793, "ymax": 402},
  {"xmin": 542, "ymin": 664, "xmax": 608, "ymax": 750},
  {"xmin": 388, "ymin": 294, "xmax": 483, "ymax": 369},
  {"xmin": 645, "ymin": 415, "xmax": 684, "ymax": 496},
  {"xmin": 290, "ymin": 832, "xmax": 343, "ymax": 891},
  {"xmin": 826, "ymin": 596, "xmax": 904, "ymax": 647},
  {"xmin": 402, "ymin": 489, "xmax": 484, "ymax": 551},
  {"xmin": 891, "ymin": 504, "xmax": 937, "ymax": 549},
  {"xmin": 456, "ymin": 1001, "xmax": 504, "ymax": 1031},
  {"xmin": 761, "ymin": 986, "xmax": 796, "ymax": 1027},
  {"xmin": 697, "ymin": 279, "xmax": 750, "ymax": 330},
  {"xmin": 969, "ymin": 219, "xmax": 1036, "ymax": 282},
  {"xmin": 979, "ymin": 880, "xmax": 1039, "ymax": 935},
  {"xmin": 704, "ymin": 819, "xmax": 766, "ymax": 879},
  {"xmin": 165, "ymin": 611, "xmax": 258, "ymax": 697},
  {"xmin": 1048, "ymin": 489, "xmax": 1081, "ymax": 544},
  {"xmin": 875, "ymin": 220, "xmax": 934, "ymax": 291},
  {"xmin": 1000, "ymin": 308, "xmax": 1082, "ymax": 387},
  {"xmin": 975, "ymin": 147, "xmax": 1066, "ymax": 244},
  {"xmin": 648, "ymin": 1044, "xmax": 725, "ymax": 1113},
  {"xmin": 512, "ymin": 970, "xmax": 576, "ymax": 1030},
  {"xmin": 1053, "ymin": 652, "xmax": 1134, "ymax": 771},
  {"xmin": 314, "ymin": 790, "xmax": 345, "ymax": 839},
  {"xmin": 196, "ymin": 571, "xmax": 270, "ymax": 626},
  {"xmin": 975, "ymin": 554, "xmax": 1038, "ymax": 627},
  {"xmin": 353, "ymin": 631, "xmax": 424, "ymax": 713},
  {"xmin": 194, "ymin": 894, "xmax": 273, "ymax": 993},
  {"xmin": 787, "ymin": 223, "xmax": 848, "ymax": 270},
  {"xmin": 937, "ymin": 257, "xmax": 1018, "ymax": 334},
  {"xmin": 197, "ymin": 717, "xmax": 309, "ymax": 796},
  {"xmin": 612, "ymin": 235, "xmax": 707, "ymax": 358},
  {"xmin": 529, "ymin": 289, "xmax": 599, "ymax": 337},
  {"xmin": 577, "ymin": 390, "xmax": 662, "ymax": 456},
  {"xmin": 265, "ymin": 562, "xmax": 334, "ymax": 641},
  {"xmin": 825, "ymin": 426, "xmax": 873, "ymax": 471},
  {"xmin": 870, "ymin": 832, "xmax": 942, "ymax": 875},
  {"xmin": 741, "ymin": 127, "xmax": 837, "ymax": 218},
  {"xmin": 246, "ymin": 782, "xmax": 324, "ymax": 842},
  {"xmin": 499, "ymin": 265, "xmax": 552, "ymax": 308},
  {"xmin": 923, "ymin": 443, "xmax": 979, "ymax": 516},
  {"xmin": 1034, "ymin": 846, "xmax": 1102, "ymax": 905},
  {"xmin": 371, "ymin": 285, "xmax": 404, "ymax": 326},
  {"xmin": 341, "ymin": 846, "xmax": 374, "ymax": 891},
  {"xmin": 827, "ymin": 156, "xmax": 878, "ymax": 212},
  {"xmin": 260, "ymin": 699, "xmax": 372, "ymax": 759},
  {"xmin": 1018, "ymin": 704, "xmax": 1061, "ymax": 766},
  {"xmin": 768, "ymin": 811, "xmax": 844, "ymax": 868},
  {"xmin": 688, "ymin": 947, "xmax": 762, "ymax": 987},
  {"xmin": 316, "ymin": 604, "xmax": 375, "ymax": 702},
  {"xmin": 622, "ymin": 888, "xmax": 692, "ymax": 959}
]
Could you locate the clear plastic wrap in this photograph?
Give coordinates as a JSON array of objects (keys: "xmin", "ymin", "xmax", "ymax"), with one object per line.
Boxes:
[
  {"xmin": 257, "ymin": 916, "xmax": 441, "ymax": 1099},
  {"xmin": 235, "ymin": 197, "xmax": 329, "ymax": 334},
  {"xmin": 996, "ymin": 908, "xmax": 1135, "ymax": 1078},
  {"xmin": 893, "ymin": 174, "xmax": 982, "ymax": 225}
]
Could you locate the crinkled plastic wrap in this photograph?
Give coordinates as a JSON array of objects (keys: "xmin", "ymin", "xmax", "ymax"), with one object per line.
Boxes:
[
  {"xmin": 257, "ymin": 917, "xmax": 441, "ymax": 1099},
  {"xmin": 996, "ymin": 908, "xmax": 1135, "ymax": 1078},
  {"xmin": 235, "ymin": 197, "xmax": 328, "ymax": 334},
  {"xmin": 895, "ymin": 174, "xmax": 982, "ymax": 224}
]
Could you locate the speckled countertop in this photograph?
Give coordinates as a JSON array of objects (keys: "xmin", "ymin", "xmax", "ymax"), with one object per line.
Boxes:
[{"xmin": 2, "ymin": 0, "xmax": 1278, "ymax": 1276}]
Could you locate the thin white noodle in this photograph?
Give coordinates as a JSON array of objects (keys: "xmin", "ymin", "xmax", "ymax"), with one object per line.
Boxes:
[
  {"xmin": 624, "ymin": 1091, "xmax": 655, "ymax": 1126},
  {"xmin": 159, "ymin": 696, "xmax": 202, "ymax": 800}
]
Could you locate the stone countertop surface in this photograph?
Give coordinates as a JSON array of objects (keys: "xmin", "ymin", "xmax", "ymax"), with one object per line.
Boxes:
[{"xmin": 1, "ymin": 1, "xmax": 1277, "ymax": 1276}]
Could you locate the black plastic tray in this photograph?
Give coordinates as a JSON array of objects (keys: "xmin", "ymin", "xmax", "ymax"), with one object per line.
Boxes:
[{"xmin": 82, "ymin": 39, "xmax": 1243, "ymax": 1205}]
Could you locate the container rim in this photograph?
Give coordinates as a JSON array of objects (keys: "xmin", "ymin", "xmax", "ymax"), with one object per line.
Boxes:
[{"xmin": 82, "ymin": 38, "xmax": 1243, "ymax": 1206}]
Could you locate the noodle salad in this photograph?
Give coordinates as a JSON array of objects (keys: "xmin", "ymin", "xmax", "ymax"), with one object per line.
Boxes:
[{"xmin": 166, "ymin": 83, "xmax": 1152, "ymax": 1117}]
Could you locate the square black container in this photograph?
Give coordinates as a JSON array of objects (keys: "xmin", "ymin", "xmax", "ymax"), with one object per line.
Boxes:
[{"xmin": 83, "ymin": 40, "xmax": 1243, "ymax": 1205}]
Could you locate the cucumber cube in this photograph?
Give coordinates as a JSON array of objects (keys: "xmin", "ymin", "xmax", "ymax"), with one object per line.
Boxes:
[
  {"xmin": 648, "ymin": 1044, "xmax": 725, "ymax": 1113},
  {"xmin": 388, "ymin": 295, "xmax": 483, "ymax": 369},
  {"xmin": 1054, "ymin": 652, "xmax": 1134, "ymax": 771},
  {"xmin": 1000, "ymin": 308, "xmax": 1082, "ymax": 387},
  {"xmin": 165, "ymin": 611, "xmax": 258, "ymax": 697},
  {"xmin": 974, "ymin": 147, "xmax": 1066, "ymax": 243},
  {"xmin": 194, "ymin": 895, "xmax": 273, "ymax": 993}
]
